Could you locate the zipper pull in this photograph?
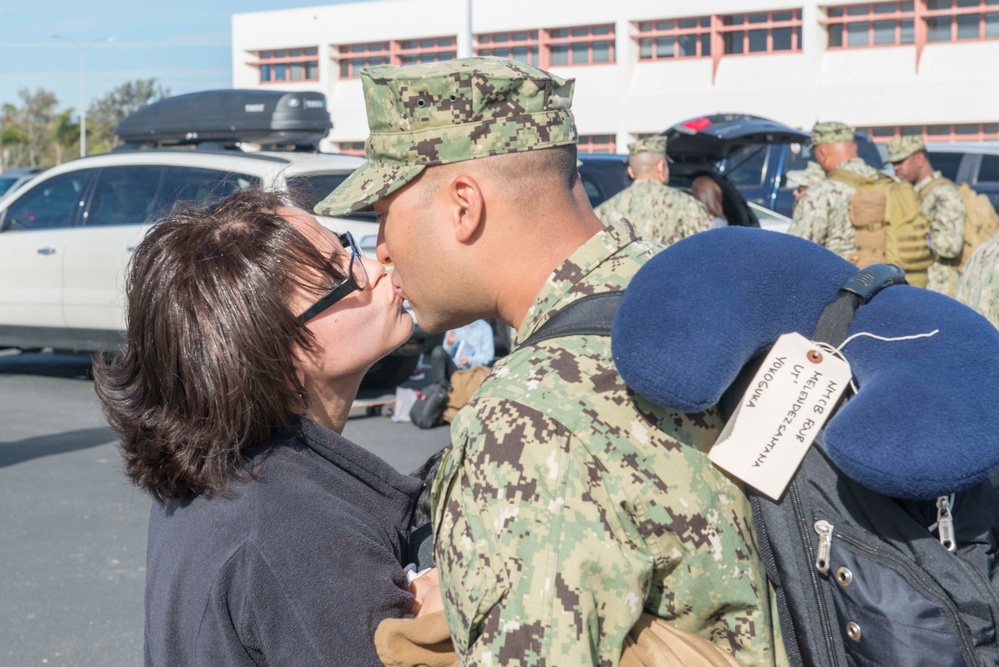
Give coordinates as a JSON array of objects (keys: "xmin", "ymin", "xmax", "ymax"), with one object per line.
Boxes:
[
  {"xmin": 814, "ymin": 520, "xmax": 834, "ymax": 574},
  {"xmin": 936, "ymin": 495, "xmax": 956, "ymax": 552}
]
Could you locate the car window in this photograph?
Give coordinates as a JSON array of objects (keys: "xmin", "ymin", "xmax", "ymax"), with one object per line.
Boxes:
[
  {"xmin": 1, "ymin": 171, "xmax": 90, "ymax": 232},
  {"xmin": 286, "ymin": 174, "xmax": 349, "ymax": 211},
  {"xmin": 976, "ymin": 155, "xmax": 999, "ymax": 184},
  {"xmin": 581, "ymin": 175, "xmax": 604, "ymax": 208},
  {"xmin": 856, "ymin": 139, "xmax": 883, "ymax": 172},
  {"xmin": 721, "ymin": 145, "xmax": 768, "ymax": 187},
  {"xmin": 928, "ymin": 152, "xmax": 963, "ymax": 181},
  {"xmin": 0, "ymin": 177, "xmax": 18, "ymax": 197},
  {"xmin": 86, "ymin": 166, "xmax": 165, "ymax": 226},
  {"xmin": 158, "ymin": 167, "xmax": 257, "ymax": 214}
]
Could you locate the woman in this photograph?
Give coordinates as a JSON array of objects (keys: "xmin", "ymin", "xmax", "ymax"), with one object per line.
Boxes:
[{"xmin": 94, "ymin": 189, "xmax": 422, "ymax": 666}]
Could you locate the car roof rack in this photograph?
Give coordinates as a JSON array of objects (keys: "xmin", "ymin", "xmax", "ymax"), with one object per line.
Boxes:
[{"xmin": 114, "ymin": 89, "xmax": 333, "ymax": 150}]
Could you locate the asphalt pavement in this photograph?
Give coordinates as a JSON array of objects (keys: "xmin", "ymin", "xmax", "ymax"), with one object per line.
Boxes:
[{"xmin": 0, "ymin": 350, "xmax": 448, "ymax": 667}]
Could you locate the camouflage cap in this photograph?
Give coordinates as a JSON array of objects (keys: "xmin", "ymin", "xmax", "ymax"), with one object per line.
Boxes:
[
  {"xmin": 627, "ymin": 135, "xmax": 672, "ymax": 162},
  {"xmin": 811, "ymin": 121, "xmax": 855, "ymax": 146},
  {"xmin": 886, "ymin": 135, "xmax": 926, "ymax": 164},
  {"xmin": 786, "ymin": 161, "xmax": 826, "ymax": 188},
  {"xmin": 315, "ymin": 57, "xmax": 577, "ymax": 217}
]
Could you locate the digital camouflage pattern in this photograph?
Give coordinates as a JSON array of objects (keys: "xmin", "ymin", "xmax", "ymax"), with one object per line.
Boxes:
[
  {"xmin": 790, "ymin": 161, "xmax": 825, "ymax": 189},
  {"xmin": 810, "ymin": 121, "xmax": 855, "ymax": 146},
  {"xmin": 627, "ymin": 135, "xmax": 669, "ymax": 158},
  {"xmin": 886, "ymin": 135, "xmax": 926, "ymax": 164},
  {"xmin": 594, "ymin": 181, "xmax": 711, "ymax": 246},
  {"xmin": 787, "ymin": 158, "xmax": 881, "ymax": 258},
  {"xmin": 916, "ymin": 172, "xmax": 966, "ymax": 294},
  {"xmin": 315, "ymin": 57, "xmax": 578, "ymax": 217},
  {"xmin": 956, "ymin": 232, "xmax": 999, "ymax": 328},
  {"xmin": 431, "ymin": 217, "xmax": 779, "ymax": 667}
]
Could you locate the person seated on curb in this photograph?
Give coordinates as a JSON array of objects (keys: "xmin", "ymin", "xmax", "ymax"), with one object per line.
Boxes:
[
  {"xmin": 430, "ymin": 318, "xmax": 495, "ymax": 386},
  {"xmin": 94, "ymin": 190, "xmax": 424, "ymax": 667}
]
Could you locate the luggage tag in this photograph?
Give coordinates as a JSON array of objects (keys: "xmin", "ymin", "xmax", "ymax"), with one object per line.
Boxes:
[{"xmin": 709, "ymin": 332, "xmax": 852, "ymax": 501}]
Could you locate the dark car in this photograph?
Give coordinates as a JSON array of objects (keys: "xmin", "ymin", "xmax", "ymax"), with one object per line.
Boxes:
[
  {"xmin": 924, "ymin": 143, "xmax": 999, "ymax": 209},
  {"xmin": 0, "ymin": 167, "xmax": 45, "ymax": 200},
  {"xmin": 661, "ymin": 114, "xmax": 884, "ymax": 218}
]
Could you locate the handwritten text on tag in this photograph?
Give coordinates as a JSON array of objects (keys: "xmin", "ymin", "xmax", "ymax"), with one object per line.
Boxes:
[{"xmin": 709, "ymin": 332, "xmax": 852, "ymax": 500}]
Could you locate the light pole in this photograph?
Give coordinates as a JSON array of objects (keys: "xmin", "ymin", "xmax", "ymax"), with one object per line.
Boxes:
[{"xmin": 49, "ymin": 34, "xmax": 115, "ymax": 158}]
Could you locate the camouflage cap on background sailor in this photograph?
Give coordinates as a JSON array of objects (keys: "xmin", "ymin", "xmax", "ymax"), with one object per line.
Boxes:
[
  {"xmin": 810, "ymin": 120, "xmax": 855, "ymax": 146},
  {"xmin": 316, "ymin": 57, "xmax": 578, "ymax": 217},
  {"xmin": 627, "ymin": 135, "xmax": 672, "ymax": 162},
  {"xmin": 886, "ymin": 134, "xmax": 926, "ymax": 164}
]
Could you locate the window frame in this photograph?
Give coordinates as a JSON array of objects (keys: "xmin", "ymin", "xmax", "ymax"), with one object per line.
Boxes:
[
  {"xmin": 860, "ymin": 123, "xmax": 999, "ymax": 143},
  {"xmin": 253, "ymin": 46, "xmax": 320, "ymax": 84},
  {"xmin": 718, "ymin": 9, "xmax": 804, "ymax": 55},
  {"xmin": 475, "ymin": 30, "xmax": 541, "ymax": 66},
  {"xmin": 577, "ymin": 134, "xmax": 617, "ymax": 155},
  {"xmin": 635, "ymin": 16, "xmax": 714, "ymax": 60},
  {"xmin": 333, "ymin": 36, "xmax": 458, "ymax": 79},
  {"xmin": 544, "ymin": 23, "xmax": 616, "ymax": 67},
  {"xmin": 823, "ymin": 2, "xmax": 917, "ymax": 49}
]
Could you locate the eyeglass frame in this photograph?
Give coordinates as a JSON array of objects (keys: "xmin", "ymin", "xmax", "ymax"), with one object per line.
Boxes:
[{"xmin": 296, "ymin": 231, "xmax": 368, "ymax": 324}]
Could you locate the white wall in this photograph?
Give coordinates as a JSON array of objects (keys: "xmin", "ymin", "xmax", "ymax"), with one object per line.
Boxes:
[{"xmin": 231, "ymin": 0, "xmax": 999, "ymax": 151}]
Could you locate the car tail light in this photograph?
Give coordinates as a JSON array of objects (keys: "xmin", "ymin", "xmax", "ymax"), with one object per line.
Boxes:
[{"xmin": 681, "ymin": 117, "xmax": 713, "ymax": 133}]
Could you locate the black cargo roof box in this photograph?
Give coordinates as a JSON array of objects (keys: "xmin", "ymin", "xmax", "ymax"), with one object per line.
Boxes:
[{"xmin": 114, "ymin": 89, "xmax": 332, "ymax": 147}]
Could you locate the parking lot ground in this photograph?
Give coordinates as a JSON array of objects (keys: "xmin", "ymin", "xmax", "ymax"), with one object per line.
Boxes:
[{"xmin": 0, "ymin": 350, "xmax": 449, "ymax": 666}]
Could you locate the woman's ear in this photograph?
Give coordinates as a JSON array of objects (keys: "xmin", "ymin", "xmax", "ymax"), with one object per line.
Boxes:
[{"xmin": 449, "ymin": 174, "xmax": 484, "ymax": 244}]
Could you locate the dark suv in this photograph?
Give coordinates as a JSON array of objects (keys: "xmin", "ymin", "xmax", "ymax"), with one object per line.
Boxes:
[
  {"xmin": 924, "ymin": 143, "xmax": 999, "ymax": 209},
  {"xmin": 662, "ymin": 114, "xmax": 884, "ymax": 218}
]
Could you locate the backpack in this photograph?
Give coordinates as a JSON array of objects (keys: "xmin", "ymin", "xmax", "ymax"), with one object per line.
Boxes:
[
  {"xmin": 925, "ymin": 178, "xmax": 999, "ymax": 296},
  {"xmin": 828, "ymin": 169, "xmax": 933, "ymax": 288},
  {"xmin": 409, "ymin": 381, "xmax": 450, "ymax": 430},
  {"xmin": 552, "ymin": 278, "xmax": 999, "ymax": 667}
]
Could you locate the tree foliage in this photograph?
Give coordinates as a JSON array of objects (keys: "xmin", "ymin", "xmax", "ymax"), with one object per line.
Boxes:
[
  {"xmin": 87, "ymin": 79, "xmax": 170, "ymax": 154},
  {"xmin": 0, "ymin": 78, "xmax": 169, "ymax": 171}
]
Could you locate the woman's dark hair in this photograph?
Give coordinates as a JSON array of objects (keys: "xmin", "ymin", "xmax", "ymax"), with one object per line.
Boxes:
[{"xmin": 93, "ymin": 189, "xmax": 346, "ymax": 502}]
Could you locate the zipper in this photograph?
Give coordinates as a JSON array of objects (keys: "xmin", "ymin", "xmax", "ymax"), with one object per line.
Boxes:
[
  {"xmin": 790, "ymin": 483, "xmax": 842, "ymax": 666},
  {"xmin": 936, "ymin": 495, "xmax": 956, "ymax": 552},
  {"xmin": 830, "ymin": 523, "xmax": 977, "ymax": 666},
  {"xmin": 814, "ymin": 519, "xmax": 833, "ymax": 575}
]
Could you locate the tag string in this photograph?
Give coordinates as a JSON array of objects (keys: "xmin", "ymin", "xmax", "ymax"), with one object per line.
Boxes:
[
  {"xmin": 814, "ymin": 329, "xmax": 940, "ymax": 395},
  {"xmin": 834, "ymin": 329, "xmax": 940, "ymax": 353}
]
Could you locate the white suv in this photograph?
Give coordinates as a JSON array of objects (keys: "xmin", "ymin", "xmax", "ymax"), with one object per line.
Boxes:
[{"xmin": 0, "ymin": 148, "xmax": 427, "ymax": 388}]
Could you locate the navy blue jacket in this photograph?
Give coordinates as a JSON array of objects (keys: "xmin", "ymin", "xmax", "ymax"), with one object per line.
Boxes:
[{"xmin": 143, "ymin": 416, "xmax": 423, "ymax": 666}]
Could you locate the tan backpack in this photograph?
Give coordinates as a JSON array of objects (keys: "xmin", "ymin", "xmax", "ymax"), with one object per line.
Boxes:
[
  {"xmin": 925, "ymin": 178, "xmax": 999, "ymax": 295},
  {"xmin": 828, "ymin": 169, "xmax": 933, "ymax": 287}
]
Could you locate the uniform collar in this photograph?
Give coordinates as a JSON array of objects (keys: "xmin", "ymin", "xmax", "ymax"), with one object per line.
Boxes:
[
  {"xmin": 515, "ymin": 217, "xmax": 641, "ymax": 344},
  {"xmin": 915, "ymin": 170, "xmax": 944, "ymax": 194}
]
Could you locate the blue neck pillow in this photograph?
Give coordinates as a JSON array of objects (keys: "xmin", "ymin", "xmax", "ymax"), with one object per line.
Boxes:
[{"xmin": 612, "ymin": 227, "xmax": 999, "ymax": 500}]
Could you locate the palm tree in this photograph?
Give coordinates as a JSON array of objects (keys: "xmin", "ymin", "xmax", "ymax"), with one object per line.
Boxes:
[{"xmin": 52, "ymin": 108, "xmax": 80, "ymax": 165}]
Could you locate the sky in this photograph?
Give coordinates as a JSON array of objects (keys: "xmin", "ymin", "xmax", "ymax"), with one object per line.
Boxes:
[{"xmin": 0, "ymin": 0, "xmax": 364, "ymax": 115}]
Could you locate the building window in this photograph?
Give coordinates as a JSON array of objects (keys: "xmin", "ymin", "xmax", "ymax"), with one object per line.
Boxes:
[
  {"xmin": 825, "ymin": 2, "xmax": 916, "ymax": 47},
  {"xmin": 636, "ymin": 17, "xmax": 713, "ymax": 60},
  {"xmin": 860, "ymin": 122, "xmax": 999, "ymax": 142},
  {"xmin": 256, "ymin": 47, "xmax": 319, "ymax": 84},
  {"xmin": 546, "ymin": 24, "xmax": 616, "ymax": 66},
  {"xmin": 333, "ymin": 36, "xmax": 456, "ymax": 78},
  {"xmin": 720, "ymin": 10, "xmax": 803, "ymax": 54},
  {"xmin": 578, "ymin": 134, "xmax": 616, "ymax": 154},
  {"xmin": 925, "ymin": 0, "xmax": 999, "ymax": 42},
  {"xmin": 476, "ymin": 31, "xmax": 540, "ymax": 66},
  {"xmin": 397, "ymin": 36, "xmax": 457, "ymax": 65},
  {"xmin": 337, "ymin": 42, "xmax": 391, "ymax": 79}
]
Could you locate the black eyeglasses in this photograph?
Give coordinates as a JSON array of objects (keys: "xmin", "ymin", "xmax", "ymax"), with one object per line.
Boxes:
[{"xmin": 297, "ymin": 231, "xmax": 369, "ymax": 324}]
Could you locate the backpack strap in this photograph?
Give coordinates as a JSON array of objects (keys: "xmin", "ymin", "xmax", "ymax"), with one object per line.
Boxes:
[
  {"xmin": 812, "ymin": 263, "xmax": 908, "ymax": 346},
  {"xmin": 519, "ymin": 291, "xmax": 624, "ymax": 348}
]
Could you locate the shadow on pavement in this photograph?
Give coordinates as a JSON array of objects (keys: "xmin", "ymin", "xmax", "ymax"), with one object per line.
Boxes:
[{"xmin": 0, "ymin": 427, "xmax": 117, "ymax": 469}]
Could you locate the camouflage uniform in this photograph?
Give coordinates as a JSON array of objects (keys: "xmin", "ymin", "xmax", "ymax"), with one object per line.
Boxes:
[
  {"xmin": 433, "ymin": 217, "xmax": 778, "ymax": 666},
  {"xmin": 595, "ymin": 180, "xmax": 711, "ymax": 245},
  {"xmin": 787, "ymin": 156, "xmax": 881, "ymax": 258},
  {"xmin": 316, "ymin": 57, "xmax": 779, "ymax": 667},
  {"xmin": 916, "ymin": 173, "xmax": 966, "ymax": 293},
  {"xmin": 886, "ymin": 136, "xmax": 966, "ymax": 294},
  {"xmin": 956, "ymin": 233, "xmax": 999, "ymax": 328},
  {"xmin": 594, "ymin": 137, "xmax": 711, "ymax": 245}
]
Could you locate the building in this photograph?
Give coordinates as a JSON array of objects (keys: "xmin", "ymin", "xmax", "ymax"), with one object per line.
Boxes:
[{"xmin": 231, "ymin": 0, "xmax": 999, "ymax": 154}]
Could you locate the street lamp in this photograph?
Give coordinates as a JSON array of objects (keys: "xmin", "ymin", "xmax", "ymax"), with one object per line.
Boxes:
[{"xmin": 49, "ymin": 34, "xmax": 115, "ymax": 158}]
